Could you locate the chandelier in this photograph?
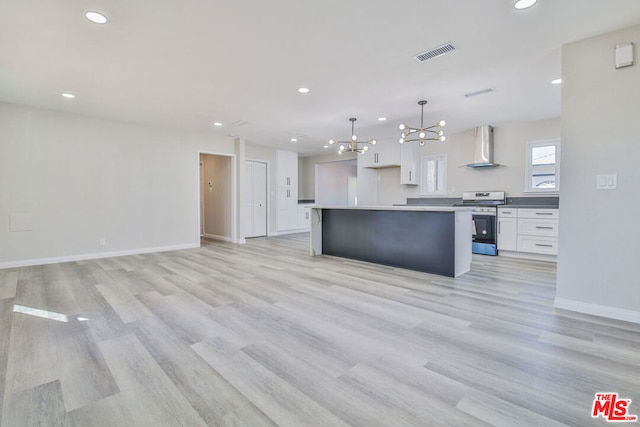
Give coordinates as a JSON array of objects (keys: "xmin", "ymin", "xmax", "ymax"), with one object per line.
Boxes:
[
  {"xmin": 398, "ymin": 100, "xmax": 446, "ymax": 145},
  {"xmin": 329, "ymin": 118, "xmax": 376, "ymax": 154}
]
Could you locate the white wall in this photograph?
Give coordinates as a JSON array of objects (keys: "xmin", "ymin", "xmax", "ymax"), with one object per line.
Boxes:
[
  {"xmin": 556, "ymin": 24, "xmax": 640, "ymax": 322},
  {"xmin": 373, "ymin": 118, "xmax": 561, "ymax": 205},
  {"xmin": 201, "ymin": 154, "xmax": 233, "ymax": 240},
  {"xmin": 0, "ymin": 102, "xmax": 234, "ymax": 267}
]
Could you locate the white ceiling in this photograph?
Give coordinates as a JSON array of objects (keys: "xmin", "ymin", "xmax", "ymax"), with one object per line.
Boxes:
[{"xmin": 2, "ymin": 1, "xmax": 640, "ymax": 155}]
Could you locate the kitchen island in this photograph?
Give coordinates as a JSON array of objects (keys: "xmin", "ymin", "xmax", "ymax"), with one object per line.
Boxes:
[{"xmin": 310, "ymin": 206, "xmax": 473, "ymax": 277}]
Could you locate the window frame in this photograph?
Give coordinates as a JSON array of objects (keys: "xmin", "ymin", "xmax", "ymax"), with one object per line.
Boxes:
[
  {"xmin": 524, "ymin": 138, "xmax": 561, "ymax": 194},
  {"xmin": 419, "ymin": 154, "xmax": 448, "ymax": 196}
]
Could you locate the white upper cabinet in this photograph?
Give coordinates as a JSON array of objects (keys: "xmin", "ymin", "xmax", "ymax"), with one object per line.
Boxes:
[
  {"xmin": 276, "ymin": 150, "xmax": 299, "ymax": 231},
  {"xmin": 276, "ymin": 150, "xmax": 298, "ymax": 188},
  {"xmin": 361, "ymin": 142, "xmax": 401, "ymax": 168},
  {"xmin": 400, "ymin": 142, "xmax": 419, "ymax": 185}
]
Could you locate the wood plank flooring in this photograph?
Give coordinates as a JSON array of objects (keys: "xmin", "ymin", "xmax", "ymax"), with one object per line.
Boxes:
[{"xmin": 1, "ymin": 233, "xmax": 639, "ymax": 426}]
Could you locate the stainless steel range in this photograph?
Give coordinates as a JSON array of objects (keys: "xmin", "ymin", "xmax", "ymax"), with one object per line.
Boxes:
[{"xmin": 457, "ymin": 191, "xmax": 505, "ymax": 256}]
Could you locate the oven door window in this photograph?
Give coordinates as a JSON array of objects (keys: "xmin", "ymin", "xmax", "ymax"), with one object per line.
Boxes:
[{"xmin": 472, "ymin": 215, "xmax": 496, "ymax": 243}]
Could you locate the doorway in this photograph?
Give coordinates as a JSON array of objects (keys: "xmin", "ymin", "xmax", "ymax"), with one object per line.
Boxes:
[
  {"xmin": 243, "ymin": 160, "xmax": 267, "ymax": 238},
  {"xmin": 315, "ymin": 159, "xmax": 357, "ymax": 205},
  {"xmin": 199, "ymin": 153, "xmax": 235, "ymax": 242}
]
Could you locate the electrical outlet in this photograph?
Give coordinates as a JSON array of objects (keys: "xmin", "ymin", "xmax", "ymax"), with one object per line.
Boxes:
[{"xmin": 98, "ymin": 237, "xmax": 106, "ymax": 246}]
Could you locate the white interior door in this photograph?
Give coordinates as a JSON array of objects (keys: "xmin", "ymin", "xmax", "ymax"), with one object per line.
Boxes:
[
  {"xmin": 244, "ymin": 161, "xmax": 267, "ymax": 238},
  {"xmin": 252, "ymin": 162, "xmax": 267, "ymax": 236}
]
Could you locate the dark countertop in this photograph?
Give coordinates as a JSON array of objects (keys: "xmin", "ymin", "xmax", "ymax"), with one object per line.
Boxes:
[
  {"xmin": 502, "ymin": 204, "xmax": 559, "ymax": 209},
  {"xmin": 406, "ymin": 196, "xmax": 559, "ymax": 209}
]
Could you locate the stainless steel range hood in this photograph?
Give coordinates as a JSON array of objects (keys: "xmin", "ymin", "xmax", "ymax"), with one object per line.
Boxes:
[{"xmin": 466, "ymin": 125, "xmax": 499, "ymax": 168}]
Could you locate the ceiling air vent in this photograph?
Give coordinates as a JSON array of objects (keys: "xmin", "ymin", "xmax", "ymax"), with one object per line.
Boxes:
[
  {"xmin": 464, "ymin": 88, "xmax": 494, "ymax": 98},
  {"xmin": 413, "ymin": 43, "xmax": 455, "ymax": 63}
]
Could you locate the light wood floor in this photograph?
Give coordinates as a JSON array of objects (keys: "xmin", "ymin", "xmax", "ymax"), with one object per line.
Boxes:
[{"xmin": 1, "ymin": 233, "xmax": 639, "ymax": 426}]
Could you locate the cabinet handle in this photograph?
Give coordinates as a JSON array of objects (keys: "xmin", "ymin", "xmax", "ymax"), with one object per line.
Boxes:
[
  {"xmin": 306, "ymin": 212, "xmax": 309, "ymax": 219},
  {"xmin": 536, "ymin": 212, "xmax": 554, "ymax": 215},
  {"xmin": 409, "ymin": 171, "xmax": 412, "ymax": 181},
  {"xmin": 502, "ymin": 211, "xmax": 512, "ymax": 215},
  {"xmin": 535, "ymin": 226, "xmax": 554, "ymax": 229},
  {"xmin": 535, "ymin": 243, "xmax": 553, "ymax": 247},
  {"xmin": 498, "ymin": 222, "xmax": 501, "ymax": 233}
]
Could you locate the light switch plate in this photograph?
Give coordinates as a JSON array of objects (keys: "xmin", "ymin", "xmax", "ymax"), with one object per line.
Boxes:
[
  {"xmin": 596, "ymin": 174, "xmax": 617, "ymax": 190},
  {"xmin": 9, "ymin": 213, "xmax": 34, "ymax": 231},
  {"xmin": 615, "ymin": 42, "xmax": 634, "ymax": 69}
]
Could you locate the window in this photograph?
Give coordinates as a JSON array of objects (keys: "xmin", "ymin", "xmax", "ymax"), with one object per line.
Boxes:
[
  {"xmin": 525, "ymin": 139, "xmax": 560, "ymax": 193},
  {"xmin": 420, "ymin": 154, "xmax": 447, "ymax": 195}
]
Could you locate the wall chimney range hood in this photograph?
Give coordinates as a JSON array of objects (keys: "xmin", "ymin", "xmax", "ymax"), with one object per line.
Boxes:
[{"xmin": 466, "ymin": 125, "xmax": 499, "ymax": 168}]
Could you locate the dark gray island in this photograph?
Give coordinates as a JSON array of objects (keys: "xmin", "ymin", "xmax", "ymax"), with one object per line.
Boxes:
[{"xmin": 310, "ymin": 206, "xmax": 472, "ymax": 277}]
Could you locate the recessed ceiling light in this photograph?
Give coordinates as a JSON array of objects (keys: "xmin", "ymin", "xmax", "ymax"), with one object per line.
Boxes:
[
  {"xmin": 378, "ymin": 117, "xmax": 387, "ymax": 121},
  {"xmin": 551, "ymin": 78, "xmax": 562, "ymax": 85},
  {"xmin": 85, "ymin": 11, "xmax": 108, "ymax": 24},
  {"xmin": 213, "ymin": 122, "xmax": 223, "ymax": 126},
  {"xmin": 62, "ymin": 93, "xmax": 75, "ymax": 99},
  {"xmin": 323, "ymin": 145, "xmax": 329, "ymax": 149},
  {"xmin": 290, "ymin": 138, "xmax": 298, "ymax": 142},
  {"xmin": 514, "ymin": 0, "xmax": 537, "ymax": 10},
  {"xmin": 297, "ymin": 87, "xmax": 310, "ymax": 94}
]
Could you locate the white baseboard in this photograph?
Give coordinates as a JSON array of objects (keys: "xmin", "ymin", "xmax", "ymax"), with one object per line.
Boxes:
[
  {"xmin": 554, "ymin": 298, "xmax": 640, "ymax": 324},
  {"xmin": 0, "ymin": 243, "xmax": 199, "ymax": 270},
  {"xmin": 498, "ymin": 250, "xmax": 557, "ymax": 263},
  {"xmin": 202, "ymin": 233, "xmax": 233, "ymax": 243},
  {"xmin": 273, "ymin": 229, "xmax": 310, "ymax": 236}
]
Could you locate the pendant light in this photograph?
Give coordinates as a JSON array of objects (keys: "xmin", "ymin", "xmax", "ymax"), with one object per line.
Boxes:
[
  {"xmin": 398, "ymin": 100, "xmax": 446, "ymax": 146},
  {"xmin": 329, "ymin": 118, "xmax": 377, "ymax": 154}
]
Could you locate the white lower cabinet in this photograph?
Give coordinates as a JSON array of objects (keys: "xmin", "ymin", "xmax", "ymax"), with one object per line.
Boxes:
[
  {"xmin": 517, "ymin": 218, "xmax": 559, "ymax": 236},
  {"xmin": 277, "ymin": 187, "xmax": 298, "ymax": 231},
  {"xmin": 297, "ymin": 206, "xmax": 311, "ymax": 229},
  {"xmin": 497, "ymin": 217, "xmax": 517, "ymax": 251},
  {"xmin": 517, "ymin": 235, "xmax": 559, "ymax": 255},
  {"xmin": 498, "ymin": 207, "xmax": 559, "ymax": 260}
]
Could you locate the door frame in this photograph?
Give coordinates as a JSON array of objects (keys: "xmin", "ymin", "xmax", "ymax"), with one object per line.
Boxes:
[
  {"xmin": 246, "ymin": 157, "xmax": 270, "ymax": 237},
  {"xmin": 198, "ymin": 151, "xmax": 237, "ymax": 244},
  {"xmin": 200, "ymin": 160, "xmax": 205, "ymax": 235}
]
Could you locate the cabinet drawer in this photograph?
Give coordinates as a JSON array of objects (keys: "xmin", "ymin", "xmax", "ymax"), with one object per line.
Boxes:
[
  {"xmin": 497, "ymin": 208, "xmax": 517, "ymax": 218},
  {"xmin": 517, "ymin": 236, "xmax": 558, "ymax": 255},
  {"xmin": 517, "ymin": 208, "xmax": 559, "ymax": 219},
  {"xmin": 518, "ymin": 219, "xmax": 559, "ymax": 237}
]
